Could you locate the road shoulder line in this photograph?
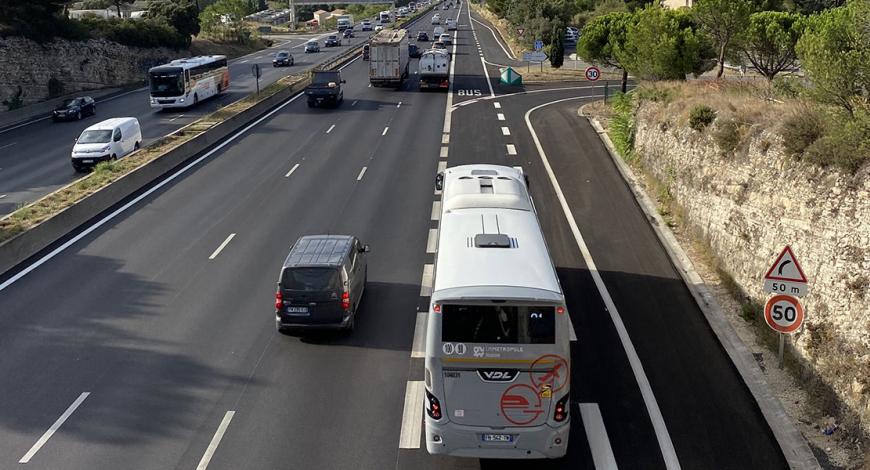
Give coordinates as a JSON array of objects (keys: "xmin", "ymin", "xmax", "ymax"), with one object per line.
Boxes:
[{"xmin": 581, "ymin": 107, "xmax": 820, "ymax": 470}]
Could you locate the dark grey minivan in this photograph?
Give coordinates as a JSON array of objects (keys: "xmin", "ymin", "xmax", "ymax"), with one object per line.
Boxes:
[{"xmin": 275, "ymin": 235, "xmax": 369, "ymax": 333}]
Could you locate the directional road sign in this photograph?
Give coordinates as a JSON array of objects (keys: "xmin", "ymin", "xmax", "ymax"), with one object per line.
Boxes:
[
  {"xmin": 522, "ymin": 51, "xmax": 548, "ymax": 62},
  {"xmin": 500, "ymin": 66, "xmax": 522, "ymax": 85},
  {"xmin": 534, "ymin": 39, "xmax": 544, "ymax": 51},
  {"xmin": 763, "ymin": 245, "xmax": 808, "ymax": 297},
  {"xmin": 764, "ymin": 295, "xmax": 804, "ymax": 334},
  {"xmin": 585, "ymin": 66, "xmax": 600, "ymax": 81}
]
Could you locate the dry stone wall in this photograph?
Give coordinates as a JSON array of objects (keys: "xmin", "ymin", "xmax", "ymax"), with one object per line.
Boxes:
[
  {"xmin": 633, "ymin": 103, "xmax": 870, "ymax": 434},
  {"xmin": 0, "ymin": 36, "xmax": 186, "ymax": 105}
]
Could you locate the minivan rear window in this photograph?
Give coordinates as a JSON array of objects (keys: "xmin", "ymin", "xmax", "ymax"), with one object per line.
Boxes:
[
  {"xmin": 441, "ymin": 305, "xmax": 555, "ymax": 344},
  {"xmin": 281, "ymin": 268, "xmax": 340, "ymax": 291}
]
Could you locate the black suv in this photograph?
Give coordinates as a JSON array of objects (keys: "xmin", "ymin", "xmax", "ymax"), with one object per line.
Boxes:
[
  {"xmin": 273, "ymin": 50, "xmax": 294, "ymax": 67},
  {"xmin": 417, "ymin": 31, "xmax": 429, "ymax": 41},
  {"xmin": 52, "ymin": 96, "xmax": 95, "ymax": 122},
  {"xmin": 275, "ymin": 235, "xmax": 369, "ymax": 333},
  {"xmin": 325, "ymin": 35, "xmax": 341, "ymax": 47}
]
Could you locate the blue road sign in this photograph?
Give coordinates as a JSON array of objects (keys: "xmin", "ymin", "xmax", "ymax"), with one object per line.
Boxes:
[{"xmin": 534, "ymin": 39, "xmax": 543, "ymax": 51}]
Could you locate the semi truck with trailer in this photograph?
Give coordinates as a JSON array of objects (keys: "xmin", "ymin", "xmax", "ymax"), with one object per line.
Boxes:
[{"xmin": 369, "ymin": 29, "xmax": 410, "ymax": 88}]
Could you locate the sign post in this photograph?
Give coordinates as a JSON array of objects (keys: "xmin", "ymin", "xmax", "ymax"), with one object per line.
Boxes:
[
  {"xmin": 251, "ymin": 64, "xmax": 261, "ymax": 96},
  {"xmin": 762, "ymin": 246, "xmax": 809, "ymax": 369}
]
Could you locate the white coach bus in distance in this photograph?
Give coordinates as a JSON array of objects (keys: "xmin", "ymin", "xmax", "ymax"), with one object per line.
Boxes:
[
  {"xmin": 425, "ymin": 165, "xmax": 571, "ymax": 459},
  {"xmin": 148, "ymin": 55, "xmax": 229, "ymax": 109}
]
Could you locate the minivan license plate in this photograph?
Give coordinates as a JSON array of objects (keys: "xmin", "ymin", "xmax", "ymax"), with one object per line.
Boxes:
[
  {"xmin": 482, "ymin": 434, "xmax": 512, "ymax": 443},
  {"xmin": 82, "ymin": 159, "xmax": 93, "ymax": 163},
  {"xmin": 287, "ymin": 306, "xmax": 309, "ymax": 314}
]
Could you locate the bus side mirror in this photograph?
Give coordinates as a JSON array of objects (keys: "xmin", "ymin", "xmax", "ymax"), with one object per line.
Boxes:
[
  {"xmin": 435, "ymin": 172, "xmax": 444, "ymax": 190},
  {"xmin": 341, "ymin": 79, "xmax": 346, "ymax": 83},
  {"xmin": 360, "ymin": 244, "xmax": 371, "ymax": 253}
]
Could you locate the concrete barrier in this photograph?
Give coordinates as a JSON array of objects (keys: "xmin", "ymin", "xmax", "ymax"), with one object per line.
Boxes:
[{"xmin": 0, "ymin": 44, "xmax": 366, "ymax": 276}]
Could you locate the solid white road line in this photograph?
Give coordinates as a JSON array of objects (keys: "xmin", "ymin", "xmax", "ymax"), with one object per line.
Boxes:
[
  {"xmin": 326, "ymin": 124, "xmax": 335, "ymax": 134},
  {"xmin": 411, "ymin": 311, "xmax": 427, "ymax": 358},
  {"xmin": 441, "ymin": 133, "xmax": 449, "ymax": 144},
  {"xmin": 467, "ymin": 6, "xmax": 495, "ymax": 97},
  {"xmin": 431, "ymin": 201, "xmax": 441, "ymax": 221},
  {"xmin": 382, "ymin": 126, "xmax": 389, "ymax": 136},
  {"xmin": 440, "ymin": 146, "xmax": 449, "ymax": 158},
  {"xmin": 398, "ymin": 381, "xmax": 425, "ymax": 449},
  {"xmin": 284, "ymin": 163, "xmax": 300, "ymax": 177},
  {"xmin": 426, "ymin": 228, "xmax": 438, "ymax": 254},
  {"xmin": 437, "ymin": 161, "xmax": 447, "ymax": 173},
  {"xmin": 0, "ymin": 194, "xmax": 6, "ymax": 199},
  {"xmin": 19, "ymin": 392, "xmax": 90, "ymax": 464},
  {"xmin": 0, "ymin": 85, "xmax": 306, "ymax": 293},
  {"xmin": 420, "ymin": 263, "xmax": 435, "ymax": 297},
  {"xmin": 196, "ymin": 411, "xmax": 236, "ymax": 470},
  {"xmin": 470, "ymin": 15, "xmax": 515, "ymax": 60},
  {"xmin": 497, "ymin": 113, "xmax": 505, "ymax": 121},
  {"xmin": 506, "ymin": 144, "xmax": 517, "ymax": 155},
  {"xmin": 579, "ymin": 403, "xmax": 619, "ymax": 470},
  {"xmin": 209, "ymin": 233, "xmax": 236, "ymax": 260},
  {"xmin": 0, "ymin": 142, "xmax": 17, "ymax": 150},
  {"xmin": 169, "ymin": 114, "xmax": 186, "ymax": 122},
  {"xmin": 525, "ymin": 97, "xmax": 681, "ymax": 470},
  {"xmin": 501, "ymin": 126, "xmax": 510, "ymax": 135},
  {"xmin": 494, "ymin": 102, "xmax": 501, "ymax": 109},
  {"xmin": 239, "ymin": 59, "xmax": 249, "ymax": 63},
  {"xmin": 356, "ymin": 166, "xmax": 367, "ymax": 181},
  {"xmin": 441, "ymin": 1, "xmax": 462, "ymax": 135}
]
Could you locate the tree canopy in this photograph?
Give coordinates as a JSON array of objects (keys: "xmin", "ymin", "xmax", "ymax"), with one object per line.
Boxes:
[
  {"xmin": 576, "ymin": 11, "xmax": 634, "ymax": 90},
  {"xmin": 741, "ymin": 11, "xmax": 805, "ymax": 80},
  {"xmin": 693, "ymin": 0, "xmax": 753, "ymax": 78},
  {"xmin": 147, "ymin": 0, "xmax": 201, "ymax": 45}
]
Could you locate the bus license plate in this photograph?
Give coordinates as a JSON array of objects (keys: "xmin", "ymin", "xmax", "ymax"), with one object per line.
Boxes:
[
  {"xmin": 482, "ymin": 434, "xmax": 513, "ymax": 443},
  {"xmin": 287, "ymin": 306, "xmax": 309, "ymax": 314}
]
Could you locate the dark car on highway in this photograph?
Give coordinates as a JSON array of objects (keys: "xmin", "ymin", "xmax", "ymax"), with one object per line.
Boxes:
[
  {"xmin": 272, "ymin": 50, "xmax": 294, "ymax": 67},
  {"xmin": 275, "ymin": 235, "xmax": 369, "ymax": 333},
  {"xmin": 52, "ymin": 96, "xmax": 95, "ymax": 122},
  {"xmin": 417, "ymin": 31, "xmax": 429, "ymax": 41},
  {"xmin": 325, "ymin": 35, "xmax": 341, "ymax": 47},
  {"xmin": 409, "ymin": 43, "xmax": 421, "ymax": 58},
  {"xmin": 343, "ymin": 28, "xmax": 354, "ymax": 39}
]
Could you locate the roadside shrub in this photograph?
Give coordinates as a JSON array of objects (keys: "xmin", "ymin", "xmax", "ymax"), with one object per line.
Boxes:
[
  {"xmin": 803, "ymin": 112, "xmax": 870, "ymax": 173},
  {"xmin": 713, "ymin": 118, "xmax": 741, "ymax": 154},
  {"xmin": 771, "ymin": 75, "xmax": 804, "ymax": 99},
  {"xmin": 78, "ymin": 17, "xmax": 187, "ymax": 49},
  {"xmin": 635, "ymin": 84, "xmax": 676, "ymax": 104},
  {"xmin": 609, "ymin": 92, "xmax": 636, "ymax": 159},
  {"xmin": 688, "ymin": 104, "xmax": 716, "ymax": 131},
  {"xmin": 780, "ymin": 107, "xmax": 825, "ymax": 157}
]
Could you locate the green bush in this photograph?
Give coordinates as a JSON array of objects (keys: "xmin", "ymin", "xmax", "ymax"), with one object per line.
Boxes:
[
  {"xmin": 780, "ymin": 107, "xmax": 825, "ymax": 157},
  {"xmin": 688, "ymin": 105, "xmax": 716, "ymax": 131},
  {"xmin": 713, "ymin": 118, "xmax": 741, "ymax": 154},
  {"xmin": 803, "ymin": 112, "xmax": 870, "ymax": 173},
  {"xmin": 635, "ymin": 84, "xmax": 676, "ymax": 103},
  {"xmin": 609, "ymin": 92, "xmax": 636, "ymax": 159},
  {"xmin": 771, "ymin": 76, "xmax": 804, "ymax": 99}
]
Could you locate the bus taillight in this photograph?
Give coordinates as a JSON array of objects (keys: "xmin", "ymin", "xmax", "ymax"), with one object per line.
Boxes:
[
  {"xmin": 554, "ymin": 394, "xmax": 569, "ymax": 422},
  {"xmin": 556, "ymin": 306, "xmax": 565, "ymax": 314},
  {"xmin": 432, "ymin": 303, "xmax": 441, "ymax": 313},
  {"xmin": 425, "ymin": 389, "xmax": 442, "ymax": 420}
]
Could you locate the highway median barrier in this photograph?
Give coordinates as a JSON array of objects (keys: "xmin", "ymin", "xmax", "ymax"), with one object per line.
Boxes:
[{"xmin": 0, "ymin": 46, "xmax": 364, "ymax": 277}]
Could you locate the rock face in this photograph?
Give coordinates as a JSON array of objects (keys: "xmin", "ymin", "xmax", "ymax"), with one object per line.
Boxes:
[
  {"xmin": 0, "ymin": 36, "xmax": 186, "ymax": 105},
  {"xmin": 634, "ymin": 104, "xmax": 870, "ymax": 435}
]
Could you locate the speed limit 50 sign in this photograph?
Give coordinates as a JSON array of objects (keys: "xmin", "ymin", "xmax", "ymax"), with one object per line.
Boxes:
[{"xmin": 764, "ymin": 295, "xmax": 804, "ymax": 334}]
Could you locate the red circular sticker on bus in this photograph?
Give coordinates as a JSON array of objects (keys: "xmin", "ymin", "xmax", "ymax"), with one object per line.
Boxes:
[
  {"xmin": 500, "ymin": 384, "xmax": 545, "ymax": 425},
  {"xmin": 529, "ymin": 354, "xmax": 569, "ymax": 393}
]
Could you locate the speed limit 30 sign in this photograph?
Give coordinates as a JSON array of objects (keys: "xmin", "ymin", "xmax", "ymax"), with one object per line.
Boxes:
[{"xmin": 764, "ymin": 295, "xmax": 804, "ymax": 333}]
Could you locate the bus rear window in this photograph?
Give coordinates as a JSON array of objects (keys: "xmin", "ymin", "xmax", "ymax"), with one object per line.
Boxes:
[{"xmin": 441, "ymin": 305, "xmax": 555, "ymax": 344}]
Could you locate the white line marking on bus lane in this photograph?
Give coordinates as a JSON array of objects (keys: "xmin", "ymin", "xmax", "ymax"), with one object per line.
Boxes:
[
  {"xmin": 525, "ymin": 96, "xmax": 681, "ymax": 470},
  {"xmin": 382, "ymin": 126, "xmax": 389, "ymax": 136},
  {"xmin": 497, "ymin": 113, "xmax": 505, "ymax": 121},
  {"xmin": 411, "ymin": 312, "xmax": 427, "ymax": 358},
  {"xmin": 19, "ymin": 392, "xmax": 90, "ymax": 463},
  {"xmin": 356, "ymin": 166, "xmax": 367, "ymax": 181},
  {"xmin": 501, "ymin": 126, "xmax": 510, "ymax": 135},
  {"xmin": 284, "ymin": 163, "xmax": 300, "ymax": 178},
  {"xmin": 440, "ymin": 147, "xmax": 449, "ymax": 158},
  {"xmin": 437, "ymin": 161, "xmax": 447, "ymax": 173},
  {"xmin": 420, "ymin": 264, "xmax": 434, "ymax": 297},
  {"xmin": 493, "ymin": 102, "xmax": 501, "ymax": 109},
  {"xmin": 398, "ymin": 381, "xmax": 425, "ymax": 449},
  {"xmin": 426, "ymin": 229, "xmax": 438, "ymax": 254},
  {"xmin": 506, "ymin": 144, "xmax": 517, "ymax": 155},
  {"xmin": 431, "ymin": 201, "xmax": 441, "ymax": 221},
  {"xmin": 196, "ymin": 411, "xmax": 236, "ymax": 470},
  {"xmin": 209, "ymin": 233, "xmax": 236, "ymax": 260},
  {"xmin": 579, "ymin": 403, "xmax": 618, "ymax": 470}
]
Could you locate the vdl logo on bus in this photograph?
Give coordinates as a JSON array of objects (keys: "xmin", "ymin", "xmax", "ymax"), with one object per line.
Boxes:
[{"xmin": 478, "ymin": 369, "xmax": 519, "ymax": 382}]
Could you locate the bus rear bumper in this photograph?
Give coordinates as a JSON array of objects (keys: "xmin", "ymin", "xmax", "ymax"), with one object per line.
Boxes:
[{"xmin": 425, "ymin": 420, "xmax": 569, "ymax": 459}]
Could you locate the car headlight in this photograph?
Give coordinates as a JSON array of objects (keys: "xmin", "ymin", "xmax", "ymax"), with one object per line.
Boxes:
[{"xmin": 179, "ymin": 98, "xmax": 185, "ymax": 103}]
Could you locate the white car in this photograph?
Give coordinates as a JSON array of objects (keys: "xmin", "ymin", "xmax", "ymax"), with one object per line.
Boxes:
[
  {"xmin": 433, "ymin": 26, "xmax": 445, "ymax": 36},
  {"xmin": 446, "ymin": 18, "xmax": 457, "ymax": 30},
  {"xmin": 374, "ymin": 25, "xmax": 384, "ymax": 32},
  {"xmin": 431, "ymin": 14, "xmax": 440, "ymax": 24},
  {"xmin": 361, "ymin": 21, "xmax": 373, "ymax": 31},
  {"xmin": 439, "ymin": 33, "xmax": 452, "ymax": 45}
]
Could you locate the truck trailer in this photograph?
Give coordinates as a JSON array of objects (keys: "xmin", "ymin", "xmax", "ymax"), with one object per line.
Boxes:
[
  {"xmin": 369, "ymin": 29, "xmax": 410, "ymax": 88},
  {"xmin": 418, "ymin": 49, "xmax": 450, "ymax": 90}
]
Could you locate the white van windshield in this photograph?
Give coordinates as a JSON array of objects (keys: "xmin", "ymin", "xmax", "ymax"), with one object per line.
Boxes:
[
  {"xmin": 441, "ymin": 305, "xmax": 556, "ymax": 344},
  {"xmin": 78, "ymin": 130, "xmax": 113, "ymax": 144}
]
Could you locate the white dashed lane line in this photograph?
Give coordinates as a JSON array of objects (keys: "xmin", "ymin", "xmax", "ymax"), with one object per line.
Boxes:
[
  {"xmin": 351, "ymin": 100, "xmax": 358, "ymax": 106},
  {"xmin": 497, "ymin": 113, "xmax": 505, "ymax": 121},
  {"xmin": 284, "ymin": 163, "xmax": 300, "ymax": 178},
  {"xmin": 356, "ymin": 166, "xmax": 367, "ymax": 181},
  {"xmin": 431, "ymin": 201, "xmax": 442, "ymax": 221},
  {"xmin": 382, "ymin": 126, "xmax": 389, "ymax": 136},
  {"xmin": 196, "ymin": 411, "xmax": 236, "ymax": 470},
  {"xmin": 501, "ymin": 127, "xmax": 510, "ymax": 135},
  {"xmin": 397, "ymin": 101, "xmax": 402, "ymax": 108},
  {"xmin": 506, "ymin": 144, "xmax": 517, "ymax": 155},
  {"xmin": 19, "ymin": 392, "xmax": 90, "ymax": 464},
  {"xmin": 398, "ymin": 381, "xmax": 425, "ymax": 449},
  {"xmin": 440, "ymin": 147, "xmax": 449, "ymax": 158},
  {"xmin": 209, "ymin": 233, "xmax": 236, "ymax": 260},
  {"xmin": 441, "ymin": 133, "xmax": 449, "ymax": 144},
  {"xmin": 494, "ymin": 102, "xmax": 501, "ymax": 109},
  {"xmin": 326, "ymin": 124, "xmax": 335, "ymax": 134}
]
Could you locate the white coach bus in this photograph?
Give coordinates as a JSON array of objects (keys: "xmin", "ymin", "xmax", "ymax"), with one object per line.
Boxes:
[
  {"xmin": 424, "ymin": 165, "xmax": 571, "ymax": 459},
  {"xmin": 148, "ymin": 55, "xmax": 229, "ymax": 109}
]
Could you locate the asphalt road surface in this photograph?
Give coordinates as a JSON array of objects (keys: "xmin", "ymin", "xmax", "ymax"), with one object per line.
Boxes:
[{"xmin": 0, "ymin": 3, "xmax": 789, "ymax": 469}]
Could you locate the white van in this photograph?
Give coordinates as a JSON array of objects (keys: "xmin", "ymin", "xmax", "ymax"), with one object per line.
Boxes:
[
  {"xmin": 433, "ymin": 26, "xmax": 445, "ymax": 37},
  {"xmin": 446, "ymin": 18, "xmax": 457, "ymax": 30},
  {"xmin": 71, "ymin": 117, "xmax": 141, "ymax": 172}
]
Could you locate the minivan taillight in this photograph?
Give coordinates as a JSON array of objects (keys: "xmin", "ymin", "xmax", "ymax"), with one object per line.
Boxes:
[
  {"xmin": 425, "ymin": 389, "xmax": 442, "ymax": 420},
  {"xmin": 341, "ymin": 291, "xmax": 350, "ymax": 311},
  {"xmin": 554, "ymin": 394, "xmax": 569, "ymax": 422},
  {"xmin": 275, "ymin": 290, "xmax": 283, "ymax": 310}
]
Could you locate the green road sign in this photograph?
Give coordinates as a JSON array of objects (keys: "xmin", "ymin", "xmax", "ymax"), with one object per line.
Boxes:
[{"xmin": 500, "ymin": 67, "xmax": 522, "ymax": 85}]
